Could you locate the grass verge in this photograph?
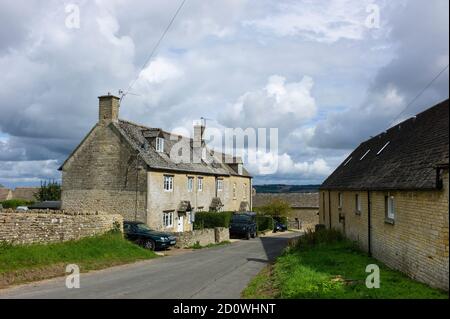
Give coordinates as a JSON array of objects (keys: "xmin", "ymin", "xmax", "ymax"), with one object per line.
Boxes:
[
  {"xmin": 0, "ymin": 232, "xmax": 157, "ymax": 288},
  {"xmin": 242, "ymin": 230, "xmax": 448, "ymax": 299}
]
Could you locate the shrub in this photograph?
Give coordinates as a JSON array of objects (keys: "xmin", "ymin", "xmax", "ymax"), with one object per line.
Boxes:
[
  {"xmin": 255, "ymin": 215, "xmax": 274, "ymax": 232},
  {"xmin": 193, "ymin": 211, "xmax": 234, "ymax": 230},
  {"xmin": 255, "ymin": 199, "xmax": 291, "ymax": 218},
  {"xmin": 34, "ymin": 180, "xmax": 61, "ymax": 201},
  {"xmin": 296, "ymin": 228, "xmax": 344, "ymax": 249},
  {"xmin": 0, "ymin": 199, "xmax": 34, "ymax": 209}
]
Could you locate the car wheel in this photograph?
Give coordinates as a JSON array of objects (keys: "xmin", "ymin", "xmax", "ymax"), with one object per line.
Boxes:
[
  {"xmin": 144, "ymin": 239, "xmax": 156, "ymax": 251},
  {"xmin": 245, "ymin": 231, "xmax": 251, "ymax": 240},
  {"xmin": 251, "ymin": 232, "xmax": 256, "ymax": 238}
]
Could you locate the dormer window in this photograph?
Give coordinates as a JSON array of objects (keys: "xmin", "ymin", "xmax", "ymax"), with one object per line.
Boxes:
[
  {"xmin": 238, "ymin": 164, "xmax": 243, "ymax": 175},
  {"xmin": 156, "ymin": 137, "xmax": 164, "ymax": 152}
]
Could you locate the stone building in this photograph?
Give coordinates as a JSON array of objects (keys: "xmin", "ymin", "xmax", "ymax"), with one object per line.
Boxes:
[
  {"xmin": 252, "ymin": 192, "xmax": 319, "ymax": 230},
  {"xmin": 60, "ymin": 94, "xmax": 252, "ymax": 232},
  {"xmin": 319, "ymin": 99, "xmax": 449, "ymax": 290}
]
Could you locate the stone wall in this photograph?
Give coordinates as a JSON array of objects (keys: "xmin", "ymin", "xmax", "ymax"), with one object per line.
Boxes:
[
  {"xmin": 319, "ymin": 170, "xmax": 449, "ymax": 291},
  {"xmin": 171, "ymin": 227, "xmax": 230, "ymax": 248},
  {"xmin": 289, "ymin": 208, "xmax": 319, "ymax": 230},
  {"xmin": 0, "ymin": 209, "xmax": 123, "ymax": 245}
]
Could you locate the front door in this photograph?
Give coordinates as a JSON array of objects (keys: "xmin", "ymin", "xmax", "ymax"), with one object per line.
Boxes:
[{"xmin": 177, "ymin": 215, "xmax": 184, "ymax": 232}]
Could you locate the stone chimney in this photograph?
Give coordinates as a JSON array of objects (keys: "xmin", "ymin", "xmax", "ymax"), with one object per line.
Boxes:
[
  {"xmin": 98, "ymin": 94, "xmax": 120, "ymax": 124},
  {"xmin": 193, "ymin": 119, "xmax": 205, "ymax": 148}
]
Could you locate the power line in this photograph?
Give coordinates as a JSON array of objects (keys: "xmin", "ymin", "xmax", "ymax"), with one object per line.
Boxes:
[
  {"xmin": 120, "ymin": 0, "xmax": 187, "ymax": 102},
  {"xmin": 388, "ymin": 64, "xmax": 449, "ymax": 127}
]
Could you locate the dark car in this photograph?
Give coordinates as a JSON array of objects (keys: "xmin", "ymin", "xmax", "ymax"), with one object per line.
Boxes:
[
  {"xmin": 273, "ymin": 221, "xmax": 288, "ymax": 232},
  {"xmin": 123, "ymin": 221, "xmax": 176, "ymax": 251},
  {"xmin": 229, "ymin": 213, "xmax": 257, "ymax": 240}
]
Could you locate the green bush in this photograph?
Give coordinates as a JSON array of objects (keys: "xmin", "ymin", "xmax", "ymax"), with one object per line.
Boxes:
[
  {"xmin": 296, "ymin": 228, "xmax": 344, "ymax": 249},
  {"xmin": 193, "ymin": 211, "xmax": 234, "ymax": 230},
  {"xmin": 0, "ymin": 199, "xmax": 34, "ymax": 209},
  {"xmin": 256, "ymin": 215, "xmax": 274, "ymax": 232}
]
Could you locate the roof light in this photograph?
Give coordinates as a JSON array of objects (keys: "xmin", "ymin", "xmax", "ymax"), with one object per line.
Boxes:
[
  {"xmin": 343, "ymin": 157, "xmax": 352, "ymax": 166},
  {"xmin": 360, "ymin": 149, "xmax": 370, "ymax": 161},
  {"xmin": 377, "ymin": 141, "xmax": 390, "ymax": 155}
]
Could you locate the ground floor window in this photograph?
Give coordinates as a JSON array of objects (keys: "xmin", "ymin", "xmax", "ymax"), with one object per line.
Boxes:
[
  {"xmin": 163, "ymin": 211, "xmax": 174, "ymax": 228},
  {"xmin": 385, "ymin": 195, "xmax": 395, "ymax": 221},
  {"xmin": 355, "ymin": 194, "xmax": 361, "ymax": 214}
]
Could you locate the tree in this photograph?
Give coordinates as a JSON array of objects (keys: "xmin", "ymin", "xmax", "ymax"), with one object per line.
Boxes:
[
  {"xmin": 34, "ymin": 180, "xmax": 61, "ymax": 202},
  {"xmin": 258, "ymin": 199, "xmax": 291, "ymax": 218}
]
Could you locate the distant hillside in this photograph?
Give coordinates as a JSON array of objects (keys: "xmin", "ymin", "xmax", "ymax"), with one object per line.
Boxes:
[{"xmin": 253, "ymin": 184, "xmax": 320, "ymax": 193}]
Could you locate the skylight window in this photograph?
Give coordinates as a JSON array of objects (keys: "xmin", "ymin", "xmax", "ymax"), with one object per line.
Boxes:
[
  {"xmin": 359, "ymin": 150, "xmax": 370, "ymax": 161},
  {"xmin": 343, "ymin": 157, "xmax": 352, "ymax": 166},
  {"xmin": 377, "ymin": 141, "xmax": 390, "ymax": 155}
]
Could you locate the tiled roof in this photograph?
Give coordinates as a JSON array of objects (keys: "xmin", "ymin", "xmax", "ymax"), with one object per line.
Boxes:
[
  {"xmin": 252, "ymin": 192, "xmax": 319, "ymax": 208},
  {"xmin": 114, "ymin": 120, "xmax": 252, "ymax": 177},
  {"xmin": 321, "ymin": 99, "xmax": 449, "ymax": 190},
  {"xmin": 12, "ymin": 187, "xmax": 39, "ymax": 201},
  {"xmin": 0, "ymin": 188, "xmax": 12, "ymax": 201}
]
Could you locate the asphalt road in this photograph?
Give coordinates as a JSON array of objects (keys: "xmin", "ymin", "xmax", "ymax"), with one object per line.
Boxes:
[{"xmin": 0, "ymin": 232, "xmax": 300, "ymax": 299}]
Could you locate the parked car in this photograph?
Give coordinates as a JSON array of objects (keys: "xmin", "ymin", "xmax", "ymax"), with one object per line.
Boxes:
[
  {"xmin": 273, "ymin": 221, "xmax": 288, "ymax": 232},
  {"xmin": 123, "ymin": 221, "xmax": 176, "ymax": 251},
  {"xmin": 16, "ymin": 206, "xmax": 29, "ymax": 212},
  {"xmin": 229, "ymin": 212, "xmax": 257, "ymax": 240}
]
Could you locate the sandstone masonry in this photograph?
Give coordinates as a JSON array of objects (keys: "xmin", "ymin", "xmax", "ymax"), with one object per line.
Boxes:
[{"xmin": 0, "ymin": 209, "xmax": 123, "ymax": 245}]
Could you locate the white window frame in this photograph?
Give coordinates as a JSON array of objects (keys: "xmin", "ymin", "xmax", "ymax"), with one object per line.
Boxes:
[
  {"xmin": 156, "ymin": 137, "xmax": 164, "ymax": 153},
  {"xmin": 385, "ymin": 195, "xmax": 395, "ymax": 220},
  {"xmin": 187, "ymin": 177, "xmax": 194, "ymax": 192},
  {"xmin": 217, "ymin": 179, "xmax": 223, "ymax": 192},
  {"xmin": 197, "ymin": 177, "xmax": 203, "ymax": 192},
  {"xmin": 338, "ymin": 192, "xmax": 343, "ymax": 208},
  {"xmin": 163, "ymin": 211, "xmax": 174, "ymax": 228},
  {"xmin": 355, "ymin": 194, "xmax": 361, "ymax": 214},
  {"xmin": 163, "ymin": 175, "xmax": 173, "ymax": 192},
  {"xmin": 360, "ymin": 149, "xmax": 370, "ymax": 161}
]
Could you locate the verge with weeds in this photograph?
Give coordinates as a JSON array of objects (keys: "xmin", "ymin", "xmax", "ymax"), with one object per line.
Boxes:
[{"xmin": 243, "ymin": 229, "xmax": 448, "ymax": 299}]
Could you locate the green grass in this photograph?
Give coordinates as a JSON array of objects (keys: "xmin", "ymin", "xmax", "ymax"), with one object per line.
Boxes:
[
  {"xmin": 0, "ymin": 232, "xmax": 157, "ymax": 287},
  {"xmin": 243, "ymin": 235, "xmax": 448, "ymax": 299}
]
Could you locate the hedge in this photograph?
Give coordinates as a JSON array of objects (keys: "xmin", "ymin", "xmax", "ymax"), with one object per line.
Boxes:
[
  {"xmin": 255, "ymin": 215, "xmax": 274, "ymax": 232},
  {"xmin": 193, "ymin": 212, "xmax": 234, "ymax": 230},
  {"xmin": 0, "ymin": 199, "xmax": 35, "ymax": 209}
]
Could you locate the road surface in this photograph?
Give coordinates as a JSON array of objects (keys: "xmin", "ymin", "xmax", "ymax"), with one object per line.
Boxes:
[{"xmin": 0, "ymin": 232, "xmax": 300, "ymax": 299}]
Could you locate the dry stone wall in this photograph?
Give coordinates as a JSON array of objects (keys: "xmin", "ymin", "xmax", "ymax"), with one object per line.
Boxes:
[{"xmin": 0, "ymin": 209, "xmax": 123, "ymax": 245}]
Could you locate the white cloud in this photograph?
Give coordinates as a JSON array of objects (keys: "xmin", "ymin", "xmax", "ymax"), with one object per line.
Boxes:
[
  {"xmin": 244, "ymin": 0, "xmax": 380, "ymax": 43},
  {"xmin": 222, "ymin": 75, "xmax": 317, "ymax": 129},
  {"xmin": 138, "ymin": 57, "xmax": 183, "ymax": 84}
]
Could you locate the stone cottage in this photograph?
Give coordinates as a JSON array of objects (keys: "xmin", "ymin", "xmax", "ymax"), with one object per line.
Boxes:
[
  {"xmin": 60, "ymin": 94, "xmax": 252, "ymax": 232},
  {"xmin": 319, "ymin": 99, "xmax": 449, "ymax": 290}
]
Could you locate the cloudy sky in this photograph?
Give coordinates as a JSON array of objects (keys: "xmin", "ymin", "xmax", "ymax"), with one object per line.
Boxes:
[{"xmin": 0, "ymin": 0, "xmax": 448, "ymax": 188}]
